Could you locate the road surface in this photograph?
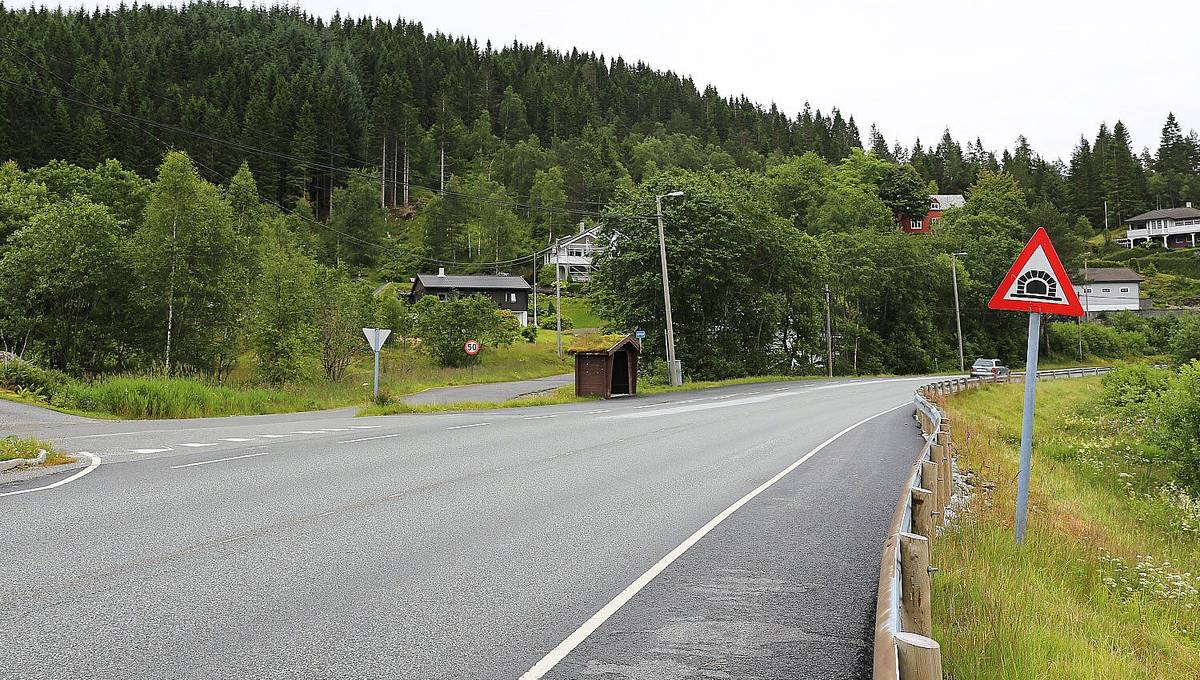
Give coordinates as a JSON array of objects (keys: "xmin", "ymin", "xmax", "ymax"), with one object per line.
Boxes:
[{"xmin": 1, "ymin": 376, "xmax": 929, "ymax": 680}]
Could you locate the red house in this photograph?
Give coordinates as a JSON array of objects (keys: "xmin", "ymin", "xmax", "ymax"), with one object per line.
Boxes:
[{"xmin": 900, "ymin": 194, "xmax": 965, "ymax": 234}]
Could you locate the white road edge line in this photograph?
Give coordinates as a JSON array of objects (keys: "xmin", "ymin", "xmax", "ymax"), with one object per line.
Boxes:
[
  {"xmin": 339, "ymin": 433, "xmax": 402, "ymax": 443},
  {"xmin": 447, "ymin": 422, "xmax": 491, "ymax": 430},
  {"xmin": 518, "ymin": 401, "xmax": 910, "ymax": 680},
  {"xmin": 171, "ymin": 451, "xmax": 271, "ymax": 469},
  {"xmin": 0, "ymin": 452, "xmax": 102, "ymax": 498}
]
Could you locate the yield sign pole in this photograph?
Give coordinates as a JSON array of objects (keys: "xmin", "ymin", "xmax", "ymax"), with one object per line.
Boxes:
[
  {"xmin": 362, "ymin": 328, "xmax": 392, "ymax": 400},
  {"xmin": 986, "ymin": 227, "xmax": 1084, "ymax": 544}
]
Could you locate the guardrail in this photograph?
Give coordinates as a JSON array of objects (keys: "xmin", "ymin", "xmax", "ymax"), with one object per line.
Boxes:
[{"xmin": 872, "ymin": 366, "xmax": 1111, "ymax": 680}]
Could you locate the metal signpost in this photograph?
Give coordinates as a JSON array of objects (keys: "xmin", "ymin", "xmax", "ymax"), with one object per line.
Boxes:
[
  {"xmin": 362, "ymin": 328, "xmax": 392, "ymax": 400},
  {"xmin": 464, "ymin": 339, "xmax": 481, "ymax": 381},
  {"xmin": 987, "ymin": 228, "xmax": 1084, "ymax": 544}
]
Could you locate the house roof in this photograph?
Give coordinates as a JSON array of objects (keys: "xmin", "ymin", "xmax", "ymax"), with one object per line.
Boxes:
[
  {"xmin": 414, "ymin": 274, "xmax": 531, "ymax": 290},
  {"xmin": 1125, "ymin": 206, "xmax": 1200, "ymax": 223},
  {"xmin": 930, "ymin": 194, "xmax": 965, "ymax": 209},
  {"xmin": 568, "ymin": 332, "xmax": 641, "ymax": 355},
  {"xmin": 1074, "ymin": 267, "xmax": 1145, "ymax": 283},
  {"xmin": 554, "ymin": 224, "xmax": 602, "ymax": 249}
]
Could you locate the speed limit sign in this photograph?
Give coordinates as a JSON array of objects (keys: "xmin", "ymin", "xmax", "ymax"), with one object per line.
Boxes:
[{"xmin": 463, "ymin": 339, "xmax": 481, "ymax": 356}]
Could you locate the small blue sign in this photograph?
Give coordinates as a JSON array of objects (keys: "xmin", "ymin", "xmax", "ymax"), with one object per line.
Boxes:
[{"xmin": 635, "ymin": 329, "xmax": 646, "ymax": 339}]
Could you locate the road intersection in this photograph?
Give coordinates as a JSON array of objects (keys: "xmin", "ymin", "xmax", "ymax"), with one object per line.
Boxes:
[{"xmin": 2, "ymin": 375, "xmax": 931, "ymax": 679}]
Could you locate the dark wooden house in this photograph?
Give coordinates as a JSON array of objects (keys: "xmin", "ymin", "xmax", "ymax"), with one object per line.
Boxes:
[
  {"xmin": 569, "ymin": 334, "xmax": 641, "ymax": 398},
  {"xmin": 410, "ymin": 269, "xmax": 531, "ymax": 326}
]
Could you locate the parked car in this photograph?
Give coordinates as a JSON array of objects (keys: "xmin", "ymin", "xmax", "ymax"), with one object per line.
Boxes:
[{"xmin": 970, "ymin": 358, "xmax": 1010, "ymax": 379}]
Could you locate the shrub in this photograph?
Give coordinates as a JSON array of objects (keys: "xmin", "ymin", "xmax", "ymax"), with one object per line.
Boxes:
[
  {"xmin": 0, "ymin": 359, "xmax": 72, "ymax": 400},
  {"xmin": 411, "ymin": 294, "xmax": 521, "ymax": 367},
  {"xmin": 1100, "ymin": 363, "xmax": 1171, "ymax": 409},
  {"xmin": 1169, "ymin": 314, "xmax": 1200, "ymax": 365},
  {"xmin": 1151, "ymin": 361, "xmax": 1200, "ymax": 490},
  {"xmin": 520, "ymin": 324, "xmax": 539, "ymax": 343}
]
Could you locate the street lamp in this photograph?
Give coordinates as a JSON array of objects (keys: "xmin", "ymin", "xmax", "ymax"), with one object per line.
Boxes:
[
  {"xmin": 656, "ymin": 191, "xmax": 684, "ymax": 386},
  {"xmin": 951, "ymin": 252, "xmax": 967, "ymax": 372}
]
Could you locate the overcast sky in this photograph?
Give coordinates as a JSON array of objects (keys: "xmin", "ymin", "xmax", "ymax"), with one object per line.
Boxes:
[{"xmin": 59, "ymin": 0, "xmax": 1199, "ymax": 161}]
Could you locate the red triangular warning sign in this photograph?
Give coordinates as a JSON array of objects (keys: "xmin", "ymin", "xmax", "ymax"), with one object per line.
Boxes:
[{"xmin": 988, "ymin": 227, "xmax": 1084, "ymax": 316}]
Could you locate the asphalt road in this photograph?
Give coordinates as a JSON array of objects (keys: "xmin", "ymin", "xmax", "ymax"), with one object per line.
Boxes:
[{"xmin": 1, "ymin": 376, "xmax": 929, "ymax": 680}]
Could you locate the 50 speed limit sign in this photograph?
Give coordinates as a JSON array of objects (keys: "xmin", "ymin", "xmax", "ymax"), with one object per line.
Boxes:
[{"xmin": 463, "ymin": 339, "xmax": 481, "ymax": 356}]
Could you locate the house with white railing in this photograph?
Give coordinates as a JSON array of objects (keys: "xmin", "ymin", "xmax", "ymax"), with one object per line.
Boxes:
[
  {"xmin": 545, "ymin": 223, "xmax": 604, "ymax": 281},
  {"xmin": 1118, "ymin": 204, "xmax": 1200, "ymax": 248}
]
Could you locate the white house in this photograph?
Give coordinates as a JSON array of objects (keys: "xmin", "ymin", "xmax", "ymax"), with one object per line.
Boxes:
[
  {"xmin": 1118, "ymin": 204, "xmax": 1200, "ymax": 248},
  {"xmin": 1072, "ymin": 267, "xmax": 1147, "ymax": 314},
  {"xmin": 546, "ymin": 223, "xmax": 604, "ymax": 282}
]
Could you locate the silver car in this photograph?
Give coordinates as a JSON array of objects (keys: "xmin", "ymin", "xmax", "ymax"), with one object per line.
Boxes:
[{"xmin": 970, "ymin": 358, "xmax": 1010, "ymax": 379}]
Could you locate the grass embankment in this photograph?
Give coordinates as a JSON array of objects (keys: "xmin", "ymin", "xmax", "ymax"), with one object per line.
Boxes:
[
  {"xmin": 934, "ymin": 379, "xmax": 1200, "ymax": 678},
  {"xmin": 1, "ymin": 329, "xmax": 572, "ymax": 419},
  {"xmin": 1, "ymin": 435, "xmax": 73, "ymax": 466},
  {"xmin": 557, "ymin": 297, "xmax": 608, "ymax": 329}
]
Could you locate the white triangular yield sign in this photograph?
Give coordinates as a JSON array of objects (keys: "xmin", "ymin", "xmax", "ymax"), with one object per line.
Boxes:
[{"xmin": 362, "ymin": 328, "xmax": 392, "ymax": 352}]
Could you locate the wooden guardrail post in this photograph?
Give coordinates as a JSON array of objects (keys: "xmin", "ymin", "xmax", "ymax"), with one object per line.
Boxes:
[
  {"xmin": 895, "ymin": 631, "xmax": 943, "ymax": 680},
  {"xmin": 911, "ymin": 486, "xmax": 934, "ymax": 542},
  {"xmin": 929, "ymin": 444, "xmax": 946, "ymax": 514},
  {"xmin": 899, "ymin": 532, "xmax": 932, "ymax": 636}
]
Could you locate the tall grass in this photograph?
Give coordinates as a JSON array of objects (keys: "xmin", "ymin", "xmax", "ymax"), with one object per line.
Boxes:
[
  {"xmin": 935, "ymin": 379, "xmax": 1200, "ymax": 679},
  {"xmin": 62, "ymin": 377, "xmax": 319, "ymax": 419}
]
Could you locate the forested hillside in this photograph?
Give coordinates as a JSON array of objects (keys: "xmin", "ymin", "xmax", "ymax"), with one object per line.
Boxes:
[{"xmin": 3, "ymin": 2, "xmax": 1200, "ymax": 391}]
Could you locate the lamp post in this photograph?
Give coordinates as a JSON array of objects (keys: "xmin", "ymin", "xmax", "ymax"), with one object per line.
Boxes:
[
  {"xmin": 656, "ymin": 191, "xmax": 684, "ymax": 386},
  {"xmin": 951, "ymin": 252, "xmax": 967, "ymax": 372}
]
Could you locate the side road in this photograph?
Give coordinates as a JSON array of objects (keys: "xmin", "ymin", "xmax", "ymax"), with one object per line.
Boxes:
[{"xmin": 400, "ymin": 372, "xmax": 574, "ymax": 405}]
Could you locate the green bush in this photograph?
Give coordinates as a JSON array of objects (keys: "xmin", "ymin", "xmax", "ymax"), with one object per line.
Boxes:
[
  {"xmin": 520, "ymin": 324, "xmax": 539, "ymax": 343},
  {"xmin": 1150, "ymin": 361, "xmax": 1200, "ymax": 490},
  {"xmin": 1100, "ymin": 363, "xmax": 1171, "ymax": 408},
  {"xmin": 1169, "ymin": 314, "xmax": 1200, "ymax": 365},
  {"xmin": 0, "ymin": 360, "xmax": 71, "ymax": 400},
  {"xmin": 1045, "ymin": 321, "xmax": 1149, "ymax": 359}
]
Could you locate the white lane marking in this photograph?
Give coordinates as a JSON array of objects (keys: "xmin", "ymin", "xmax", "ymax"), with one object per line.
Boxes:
[
  {"xmin": 519, "ymin": 401, "xmax": 909, "ymax": 679},
  {"xmin": 177, "ymin": 442, "xmax": 218, "ymax": 448},
  {"xmin": 291, "ymin": 430, "xmax": 324, "ymax": 434},
  {"xmin": 0, "ymin": 452, "xmax": 102, "ymax": 498},
  {"xmin": 774, "ymin": 387, "xmax": 790, "ymax": 392},
  {"xmin": 524, "ymin": 415, "xmax": 557, "ymax": 420},
  {"xmin": 219, "ymin": 438, "xmax": 256, "ymax": 442},
  {"xmin": 447, "ymin": 422, "xmax": 491, "ymax": 430},
  {"xmin": 171, "ymin": 451, "xmax": 271, "ymax": 469},
  {"xmin": 581, "ymin": 409, "xmax": 609, "ymax": 414},
  {"xmin": 339, "ymin": 433, "xmax": 402, "ymax": 443},
  {"xmin": 348, "ymin": 425, "xmax": 381, "ymax": 429},
  {"xmin": 317, "ymin": 428, "xmax": 351, "ymax": 432},
  {"xmin": 256, "ymin": 434, "xmax": 292, "ymax": 438},
  {"xmin": 633, "ymin": 404, "xmax": 657, "ymax": 409},
  {"xmin": 130, "ymin": 448, "xmax": 172, "ymax": 454}
]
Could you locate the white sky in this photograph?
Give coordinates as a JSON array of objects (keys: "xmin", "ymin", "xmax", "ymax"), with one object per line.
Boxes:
[{"xmin": 55, "ymin": 0, "xmax": 1200, "ymax": 161}]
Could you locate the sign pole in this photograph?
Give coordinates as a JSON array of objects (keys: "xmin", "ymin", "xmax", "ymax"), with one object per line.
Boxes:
[
  {"xmin": 373, "ymin": 332, "xmax": 381, "ymax": 401},
  {"xmin": 1014, "ymin": 312, "xmax": 1041, "ymax": 544}
]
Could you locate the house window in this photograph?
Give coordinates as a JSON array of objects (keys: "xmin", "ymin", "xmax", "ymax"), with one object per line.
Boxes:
[
  {"xmin": 509, "ymin": 292, "xmax": 518, "ymax": 303},
  {"xmin": 437, "ymin": 293, "xmax": 448, "ymax": 301},
  {"xmin": 911, "ymin": 219, "xmax": 923, "ymax": 229},
  {"xmin": 1120, "ymin": 287, "xmax": 1130, "ymax": 293},
  {"xmin": 1084, "ymin": 287, "xmax": 1092, "ymax": 293},
  {"xmin": 1101, "ymin": 288, "xmax": 1111, "ymax": 293}
]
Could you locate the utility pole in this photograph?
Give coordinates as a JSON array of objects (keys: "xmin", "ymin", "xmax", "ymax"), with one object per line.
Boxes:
[
  {"xmin": 532, "ymin": 252, "xmax": 539, "ymax": 330},
  {"xmin": 1079, "ymin": 258, "xmax": 1090, "ymax": 358},
  {"xmin": 657, "ymin": 191, "xmax": 684, "ymax": 386},
  {"xmin": 824, "ymin": 284, "xmax": 833, "ymax": 378},
  {"xmin": 555, "ymin": 262, "xmax": 563, "ymax": 359},
  {"xmin": 380, "ymin": 136, "xmax": 387, "ymax": 209},
  {"xmin": 951, "ymin": 252, "xmax": 967, "ymax": 372}
]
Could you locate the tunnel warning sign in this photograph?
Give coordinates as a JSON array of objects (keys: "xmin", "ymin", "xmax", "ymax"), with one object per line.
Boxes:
[{"xmin": 987, "ymin": 227, "xmax": 1084, "ymax": 317}]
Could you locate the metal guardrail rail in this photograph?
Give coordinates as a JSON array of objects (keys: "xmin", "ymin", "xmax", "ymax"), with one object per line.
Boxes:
[{"xmin": 872, "ymin": 367, "xmax": 1111, "ymax": 680}]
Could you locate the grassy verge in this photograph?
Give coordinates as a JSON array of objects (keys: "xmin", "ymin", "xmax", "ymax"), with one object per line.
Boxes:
[
  {"xmin": 358, "ymin": 385, "xmax": 593, "ymax": 415},
  {"xmin": 1, "ymin": 435, "xmax": 73, "ymax": 466},
  {"xmin": 1, "ymin": 329, "xmax": 573, "ymax": 420},
  {"xmin": 935, "ymin": 378, "xmax": 1200, "ymax": 678}
]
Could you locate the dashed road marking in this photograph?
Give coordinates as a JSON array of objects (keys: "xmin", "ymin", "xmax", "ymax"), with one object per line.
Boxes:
[
  {"xmin": 348, "ymin": 425, "xmax": 381, "ymax": 429},
  {"xmin": 130, "ymin": 448, "xmax": 172, "ymax": 454},
  {"xmin": 177, "ymin": 443, "xmax": 218, "ymax": 448},
  {"xmin": 256, "ymin": 434, "xmax": 292, "ymax": 439},
  {"xmin": 447, "ymin": 422, "xmax": 491, "ymax": 430},
  {"xmin": 524, "ymin": 414, "xmax": 557, "ymax": 420},
  {"xmin": 171, "ymin": 451, "xmax": 271, "ymax": 469},
  {"xmin": 291, "ymin": 430, "xmax": 324, "ymax": 434},
  {"xmin": 317, "ymin": 428, "xmax": 351, "ymax": 432},
  {"xmin": 339, "ymin": 433, "xmax": 402, "ymax": 443},
  {"xmin": 220, "ymin": 438, "xmax": 256, "ymax": 442}
]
